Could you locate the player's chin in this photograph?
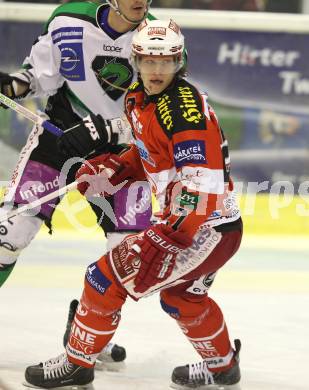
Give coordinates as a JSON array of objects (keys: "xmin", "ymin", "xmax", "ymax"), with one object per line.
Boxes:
[
  {"xmin": 149, "ymin": 80, "xmax": 165, "ymax": 94},
  {"xmin": 130, "ymin": 9, "xmax": 145, "ymax": 21}
]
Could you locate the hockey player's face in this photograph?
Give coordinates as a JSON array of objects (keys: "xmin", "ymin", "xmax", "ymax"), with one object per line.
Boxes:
[
  {"xmin": 139, "ymin": 56, "xmax": 176, "ymax": 95},
  {"xmin": 117, "ymin": 0, "xmax": 149, "ymax": 23}
]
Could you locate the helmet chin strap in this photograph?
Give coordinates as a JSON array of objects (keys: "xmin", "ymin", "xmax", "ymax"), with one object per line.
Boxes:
[{"xmin": 107, "ymin": 0, "xmax": 151, "ymax": 25}]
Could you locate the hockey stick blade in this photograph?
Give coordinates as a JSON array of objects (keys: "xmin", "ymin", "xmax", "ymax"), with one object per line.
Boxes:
[{"xmin": 0, "ymin": 92, "xmax": 62, "ymax": 136}]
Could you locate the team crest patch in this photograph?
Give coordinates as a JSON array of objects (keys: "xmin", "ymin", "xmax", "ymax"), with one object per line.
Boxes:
[
  {"xmin": 173, "ymin": 140, "xmax": 207, "ymax": 168},
  {"xmin": 92, "ymin": 56, "xmax": 133, "ymax": 101}
]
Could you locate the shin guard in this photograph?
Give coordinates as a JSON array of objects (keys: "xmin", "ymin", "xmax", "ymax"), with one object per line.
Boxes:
[
  {"xmin": 161, "ymin": 291, "xmax": 235, "ymax": 372},
  {"xmin": 66, "ymin": 255, "xmax": 127, "ymax": 367}
]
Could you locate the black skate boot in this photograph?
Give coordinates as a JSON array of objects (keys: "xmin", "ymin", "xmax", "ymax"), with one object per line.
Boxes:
[
  {"xmin": 63, "ymin": 299, "xmax": 79, "ymax": 348},
  {"xmin": 171, "ymin": 339, "xmax": 241, "ymax": 389},
  {"xmin": 63, "ymin": 299, "xmax": 126, "ymax": 371},
  {"xmin": 24, "ymin": 352, "xmax": 94, "ymax": 389}
]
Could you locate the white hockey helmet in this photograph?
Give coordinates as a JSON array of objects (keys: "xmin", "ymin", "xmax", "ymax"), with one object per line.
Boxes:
[
  {"xmin": 131, "ymin": 19, "xmax": 185, "ymax": 73},
  {"xmin": 106, "ymin": 0, "xmax": 152, "ymax": 24}
]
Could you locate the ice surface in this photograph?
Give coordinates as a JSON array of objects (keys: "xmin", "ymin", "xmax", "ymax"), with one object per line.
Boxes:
[{"xmin": 0, "ymin": 232, "xmax": 308, "ymax": 390}]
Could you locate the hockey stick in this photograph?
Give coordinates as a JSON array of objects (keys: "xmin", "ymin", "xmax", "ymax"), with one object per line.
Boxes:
[
  {"xmin": 94, "ymin": 71, "xmax": 128, "ymax": 92},
  {"xmin": 0, "ymin": 163, "xmax": 118, "ymax": 224},
  {"xmin": 0, "ymin": 92, "xmax": 63, "ymax": 136},
  {"xmin": 0, "ymin": 181, "xmax": 78, "ymax": 224}
]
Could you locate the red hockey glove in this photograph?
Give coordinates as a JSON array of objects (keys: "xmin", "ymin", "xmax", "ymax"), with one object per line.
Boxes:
[
  {"xmin": 75, "ymin": 153, "xmax": 134, "ymax": 196},
  {"xmin": 131, "ymin": 224, "xmax": 192, "ymax": 294}
]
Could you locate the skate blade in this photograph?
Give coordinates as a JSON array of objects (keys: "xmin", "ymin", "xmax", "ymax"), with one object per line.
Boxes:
[
  {"xmin": 94, "ymin": 359, "xmax": 125, "ymax": 372},
  {"xmin": 23, "ymin": 380, "xmax": 95, "ymax": 390},
  {"xmin": 170, "ymin": 382, "xmax": 242, "ymax": 390}
]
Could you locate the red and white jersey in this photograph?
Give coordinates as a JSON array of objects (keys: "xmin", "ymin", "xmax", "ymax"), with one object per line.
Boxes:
[{"xmin": 122, "ymin": 78, "xmax": 240, "ymax": 239}]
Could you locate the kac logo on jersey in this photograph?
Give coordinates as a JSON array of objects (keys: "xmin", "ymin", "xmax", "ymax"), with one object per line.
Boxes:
[
  {"xmin": 173, "ymin": 140, "xmax": 207, "ymax": 168},
  {"xmin": 136, "ymin": 139, "xmax": 156, "ymax": 167},
  {"xmin": 86, "ymin": 262, "xmax": 112, "ymax": 295},
  {"xmin": 59, "ymin": 42, "xmax": 85, "ymax": 81}
]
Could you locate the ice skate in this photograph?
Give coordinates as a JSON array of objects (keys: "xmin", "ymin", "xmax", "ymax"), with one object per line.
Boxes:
[
  {"xmin": 63, "ymin": 299, "xmax": 126, "ymax": 371},
  {"xmin": 170, "ymin": 340, "xmax": 241, "ymax": 389},
  {"xmin": 24, "ymin": 352, "xmax": 94, "ymax": 389},
  {"xmin": 63, "ymin": 299, "xmax": 79, "ymax": 349}
]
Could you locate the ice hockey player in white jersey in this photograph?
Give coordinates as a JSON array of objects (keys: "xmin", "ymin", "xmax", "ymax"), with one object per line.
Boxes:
[{"xmin": 0, "ymin": 0, "xmax": 154, "ymax": 366}]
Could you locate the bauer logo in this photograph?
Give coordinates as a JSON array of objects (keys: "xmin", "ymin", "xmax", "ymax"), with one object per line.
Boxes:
[
  {"xmin": 86, "ymin": 263, "xmax": 112, "ymax": 295},
  {"xmin": 59, "ymin": 42, "xmax": 85, "ymax": 81},
  {"xmin": 173, "ymin": 140, "xmax": 206, "ymax": 168}
]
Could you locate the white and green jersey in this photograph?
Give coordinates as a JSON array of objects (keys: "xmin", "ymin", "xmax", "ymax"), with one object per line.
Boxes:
[{"xmin": 23, "ymin": 2, "xmax": 154, "ymax": 121}]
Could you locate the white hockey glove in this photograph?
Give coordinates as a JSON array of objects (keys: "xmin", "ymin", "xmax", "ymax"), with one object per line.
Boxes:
[
  {"xmin": 106, "ymin": 116, "xmax": 133, "ymax": 145},
  {"xmin": 0, "ymin": 71, "xmax": 31, "ymax": 108}
]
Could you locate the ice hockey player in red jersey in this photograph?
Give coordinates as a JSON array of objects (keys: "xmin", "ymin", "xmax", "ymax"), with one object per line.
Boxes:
[{"xmin": 25, "ymin": 19, "xmax": 243, "ymax": 389}]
